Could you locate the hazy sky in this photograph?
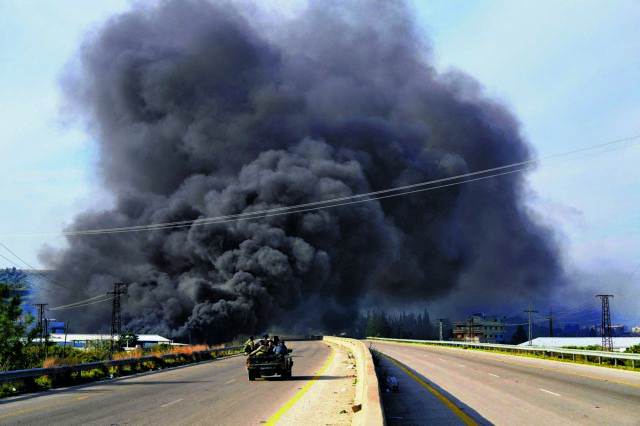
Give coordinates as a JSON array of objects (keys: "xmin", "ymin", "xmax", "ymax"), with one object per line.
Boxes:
[{"xmin": 1, "ymin": 1, "xmax": 639, "ymax": 320}]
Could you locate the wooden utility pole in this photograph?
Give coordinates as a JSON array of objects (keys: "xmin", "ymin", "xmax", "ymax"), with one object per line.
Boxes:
[{"xmin": 545, "ymin": 307, "xmax": 554, "ymax": 337}]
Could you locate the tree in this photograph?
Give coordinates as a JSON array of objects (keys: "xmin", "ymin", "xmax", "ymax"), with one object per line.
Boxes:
[
  {"xmin": 626, "ymin": 344, "xmax": 640, "ymax": 354},
  {"xmin": 510, "ymin": 325, "xmax": 528, "ymax": 345},
  {"xmin": 366, "ymin": 311, "xmax": 390, "ymax": 337},
  {"xmin": 118, "ymin": 331, "xmax": 139, "ymax": 349},
  {"xmin": 0, "ymin": 283, "xmax": 36, "ymax": 370}
]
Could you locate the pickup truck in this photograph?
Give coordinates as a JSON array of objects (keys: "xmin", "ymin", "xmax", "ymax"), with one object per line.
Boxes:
[{"xmin": 246, "ymin": 349, "xmax": 293, "ymax": 381}]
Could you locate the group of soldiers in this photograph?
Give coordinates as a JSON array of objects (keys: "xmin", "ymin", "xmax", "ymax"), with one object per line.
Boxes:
[{"xmin": 244, "ymin": 333, "xmax": 288, "ymax": 356}]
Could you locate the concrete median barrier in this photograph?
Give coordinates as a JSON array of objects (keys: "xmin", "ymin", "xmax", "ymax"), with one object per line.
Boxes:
[{"xmin": 323, "ymin": 336, "xmax": 385, "ymax": 426}]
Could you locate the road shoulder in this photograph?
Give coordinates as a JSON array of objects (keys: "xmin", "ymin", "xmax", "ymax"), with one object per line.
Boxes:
[{"xmin": 269, "ymin": 342, "xmax": 357, "ymax": 425}]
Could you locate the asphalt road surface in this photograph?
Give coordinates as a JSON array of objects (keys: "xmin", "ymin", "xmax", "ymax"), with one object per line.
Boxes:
[
  {"xmin": 0, "ymin": 340, "xmax": 353, "ymax": 425},
  {"xmin": 370, "ymin": 340, "xmax": 640, "ymax": 425}
]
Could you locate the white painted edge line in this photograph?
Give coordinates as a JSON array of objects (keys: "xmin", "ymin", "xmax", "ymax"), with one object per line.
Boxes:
[
  {"xmin": 539, "ymin": 388, "xmax": 561, "ymax": 397},
  {"xmin": 160, "ymin": 398, "xmax": 184, "ymax": 408},
  {"xmin": 488, "ymin": 373, "xmax": 500, "ymax": 378}
]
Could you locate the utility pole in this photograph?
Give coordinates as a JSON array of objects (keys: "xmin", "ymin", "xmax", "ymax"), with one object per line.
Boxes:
[
  {"xmin": 595, "ymin": 295, "xmax": 614, "ymax": 351},
  {"xmin": 35, "ymin": 303, "xmax": 47, "ymax": 346},
  {"xmin": 44, "ymin": 318, "xmax": 49, "ymax": 358},
  {"xmin": 545, "ymin": 307, "xmax": 554, "ymax": 337},
  {"xmin": 437, "ymin": 319, "xmax": 446, "ymax": 341},
  {"xmin": 523, "ymin": 304, "xmax": 538, "ymax": 346},
  {"xmin": 467, "ymin": 317, "xmax": 475, "ymax": 342},
  {"xmin": 62, "ymin": 321, "xmax": 69, "ymax": 359},
  {"xmin": 108, "ymin": 283, "xmax": 129, "ymax": 354}
]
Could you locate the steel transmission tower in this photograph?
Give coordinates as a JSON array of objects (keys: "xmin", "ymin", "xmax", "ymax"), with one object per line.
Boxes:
[
  {"xmin": 108, "ymin": 283, "xmax": 129, "ymax": 352},
  {"xmin": 595, "ymin": 295, "xmax": 614, "ymax": 351}
]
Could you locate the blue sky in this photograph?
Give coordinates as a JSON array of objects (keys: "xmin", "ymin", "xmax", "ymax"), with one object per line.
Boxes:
[{"xmin": 1, "ymin": 1, "xmax": 638, "ymax": 320}]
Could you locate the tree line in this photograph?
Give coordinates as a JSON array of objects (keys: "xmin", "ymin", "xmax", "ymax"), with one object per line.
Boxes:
[{"xmin": 347, "ymin": 309, "xmax": 442, "ymax": 340}]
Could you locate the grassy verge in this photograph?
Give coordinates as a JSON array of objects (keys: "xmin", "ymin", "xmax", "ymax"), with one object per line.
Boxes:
[{"xmin": 1, "ymin": 344, "xmax": 243, "ymax": 398}]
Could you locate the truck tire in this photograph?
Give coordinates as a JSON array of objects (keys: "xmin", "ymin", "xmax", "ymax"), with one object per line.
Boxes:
[
  {"xmin": 281, "ymin": 370, "xmax": 291, "ymax": 380},
  {"xmin": 248, "ymin": 370, "xmax": 256, "ymax": 381}
]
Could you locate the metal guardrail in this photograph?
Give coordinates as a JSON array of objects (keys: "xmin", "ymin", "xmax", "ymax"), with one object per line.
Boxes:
[
  {"xmin": 368, "ymin": 338, "xmax": 640, "ymax": 369},
  {"xmin": 0, "ymin": 346, "xmax": 243, "ymax": 383}
]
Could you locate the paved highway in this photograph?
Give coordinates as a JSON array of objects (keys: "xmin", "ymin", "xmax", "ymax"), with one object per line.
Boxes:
[
  {"xmin": 371, "ymin": 340, "xmax": 640, "ymax": 425},
  {"xmin": 0, "ymin": 340, "xmax": 355, "ymax": 425}
]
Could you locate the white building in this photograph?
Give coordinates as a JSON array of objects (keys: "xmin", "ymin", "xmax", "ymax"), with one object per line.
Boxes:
[
  {"xmin": 522, "ymin": 337, "xmax": 640, "ymax": 351},
  {"xmin": 47, "ymin": 333, "xmax": 172, "ymax": 348}
]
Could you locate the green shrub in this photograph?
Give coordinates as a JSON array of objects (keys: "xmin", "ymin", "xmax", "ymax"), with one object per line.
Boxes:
[
  {"xmin": 150, "ymin": 343, "xmax": 173, "ymax": 354},
  {"xmin": 81, "ymin": 368, "xmax": 108, "ymax": 381},
  {"xmin": 34, "ymin": 376, "xmax": 52, "ymax": 388},
  {"xmin": 0, "ymin": 382, "xmax": 21, "ymax": 397},
  {"xmin": 20, "ymin": 345, "xmax": 46, "ymax": 369},
  {"xmin": 625, "ymin": 344, "xmax": 640, "ymax": 354}
]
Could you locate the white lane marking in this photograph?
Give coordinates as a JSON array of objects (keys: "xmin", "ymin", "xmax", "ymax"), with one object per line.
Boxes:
[
  {"xmin": 488, "ymin": 373, "xmax": 500, "ymax": 378},
  {"xmin": 160, "ymin": 398, "xmax": 184, "ymax": 408},
  {"xmin": 540, "ymin": 388, "xmax": 561, "ymax": 397},
  {"xmin": 224, "ymin": 379, "xmax": 236, "ymax": 385}
]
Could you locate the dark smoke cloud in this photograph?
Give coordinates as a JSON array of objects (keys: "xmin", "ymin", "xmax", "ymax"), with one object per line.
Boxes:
[{"xmin": 43, "ymin": 0, "xmax": 565, "ymax": 342}]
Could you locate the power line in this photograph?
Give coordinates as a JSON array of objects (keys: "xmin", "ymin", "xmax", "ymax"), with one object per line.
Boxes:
[
  {"xmin": 63, "ymin": 167, "xmax": 532, "ymax": 236},
  {"xmin": 4, "ymin": 134, "xmax": 640, "ymax": 238},
  {"xmin": 49, "ymin": 298, "xmax": 112, "ymax": 311},
  {"xmin": 550, "ymin": 302, "xmax": 601, "ymax": 322},
  {"xmin": 2, "ymin": 136, "xmax": 639, "ymax": 317},
  {"xmin": 0, "ymin": 253, "xmax": 63, "ymax": 296},
  {"xmin": 0, "ymin": 243, "xmax": 98, "ymax": 304},
  {"xmin": 0, "ymin": 241, "xmax": 37, "ymax": 270},
  {"xmin": 48, "ymin": 295, "xmax": 112, "ymax": 311}
]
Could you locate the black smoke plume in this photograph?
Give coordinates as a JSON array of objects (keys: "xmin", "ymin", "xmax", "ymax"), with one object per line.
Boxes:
[{"xmin": 43, "ymin": 0, "xmax": 564, "ymax": 343}]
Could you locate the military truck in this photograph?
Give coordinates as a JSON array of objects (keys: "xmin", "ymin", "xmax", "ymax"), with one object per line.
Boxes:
[{"xmin": 246, "ymin": 349, "xmax": 293, "ymax": 380}]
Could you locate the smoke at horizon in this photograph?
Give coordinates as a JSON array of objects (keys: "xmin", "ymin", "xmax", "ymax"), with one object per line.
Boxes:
[{"xmin": 41, "ymin": 0, "xmax": 565, "ymax": 342}]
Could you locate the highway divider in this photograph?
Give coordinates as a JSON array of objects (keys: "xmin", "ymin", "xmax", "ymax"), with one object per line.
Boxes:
[{"xmin": 323, "ymin": 336, "xmax": 385, "ymax": 426}]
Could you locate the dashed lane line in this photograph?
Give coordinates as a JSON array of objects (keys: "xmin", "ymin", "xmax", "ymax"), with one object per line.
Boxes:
[
  {"xmin": 540, "ymin": 388, "xmax": 561, "ymax": 397},
  {"xmin": 160, "ymin": 398, "xmax": 184, "ymax": 408}
]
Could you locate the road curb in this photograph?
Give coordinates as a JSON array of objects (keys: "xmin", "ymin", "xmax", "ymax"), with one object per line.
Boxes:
[{"xmin": 323, "ymin": 336, "xmax": 385, "ymax": 426}]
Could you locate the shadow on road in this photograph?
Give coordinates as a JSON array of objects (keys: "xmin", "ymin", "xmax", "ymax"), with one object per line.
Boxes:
[{"xmin": 378, "ymin": 356, "xmax": 491, "ymax": 425}]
